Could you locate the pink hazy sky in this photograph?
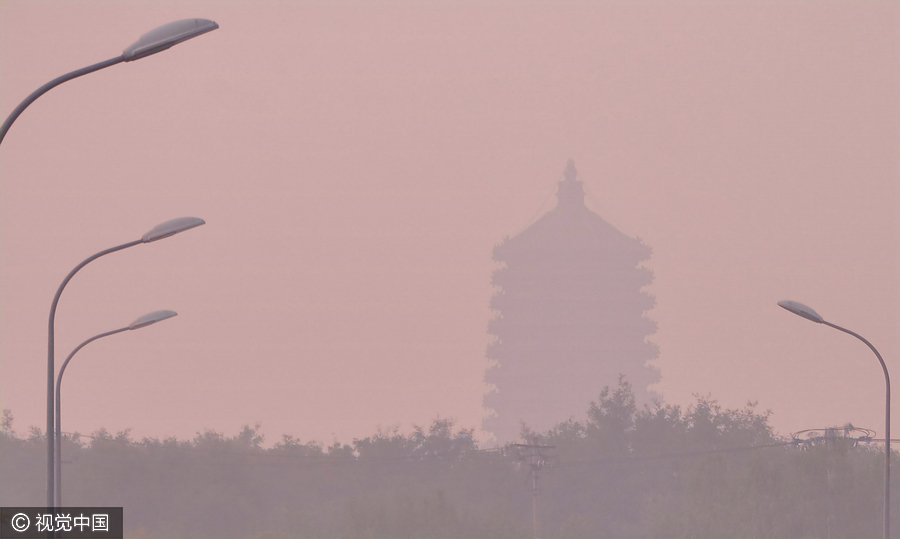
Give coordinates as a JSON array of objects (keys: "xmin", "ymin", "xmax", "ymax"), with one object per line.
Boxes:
[{"xmin": 1, "ymin": 0, "xmax": 898, "ymax": 446}]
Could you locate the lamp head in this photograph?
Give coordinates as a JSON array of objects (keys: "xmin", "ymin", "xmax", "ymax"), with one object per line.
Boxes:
[
  {"xmin": 129, "ymin": 310, "xmax": 178, "ymax": 330},
  {"xmin": 778, "ymin": 300, "xmax": 824, "ymax": 324},
  {"xmin": 123, "ymin": 19, "xmax": 219, "ymax": 62},
  {"xmin": 142, "ymin": 217, "xmax": 205, "ymax": 243}
]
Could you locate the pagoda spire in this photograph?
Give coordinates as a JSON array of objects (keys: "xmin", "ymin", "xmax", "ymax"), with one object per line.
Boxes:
[
  {"xmin": 556, "ymin": 158, "xmax": 585, "ymax": 207},
  {"xmin": 564, "ymin": 159, "xmax": 577, "ymax": 181}
]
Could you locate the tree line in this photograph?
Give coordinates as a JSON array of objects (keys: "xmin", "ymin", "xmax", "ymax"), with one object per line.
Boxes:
[{"xmin": 1, "ymin": 379, "xmax": 894, "ymax": 538}]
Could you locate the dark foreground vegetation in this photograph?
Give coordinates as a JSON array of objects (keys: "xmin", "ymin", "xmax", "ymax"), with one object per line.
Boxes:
[{"xmin": 1, "ymin": 380, "xmax": 894, "ymax": 538}]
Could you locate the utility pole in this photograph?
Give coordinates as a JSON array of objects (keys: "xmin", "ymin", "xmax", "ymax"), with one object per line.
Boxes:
[
  {"xmin": 792, "ymin": 425, "xmax": 876, "ymax": 539},
  {"xmin": 825, "ymin": 427, "xmax": 837, "ymax": 539},
  {"xmin": 512, "ymin": 437, "xmax": 554, "ymax": 539}
]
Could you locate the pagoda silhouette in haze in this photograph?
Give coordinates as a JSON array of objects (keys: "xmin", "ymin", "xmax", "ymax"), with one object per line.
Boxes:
[{"xmin": 484, "ymin": 160, "xmax": 660, "ymax": 442}]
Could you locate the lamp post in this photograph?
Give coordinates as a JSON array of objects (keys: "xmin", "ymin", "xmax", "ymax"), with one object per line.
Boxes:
[
  {"xmin": 0, "ymin": 18, "xmax": 216, "ymax": 508},
  {"xmin": 778, "ymin": 300, "xmax": 891, "ymax": 539},
  {"xmin": 55, "ymin": 310, "xmax": 177, "ymax": 507},
  {"xmin": 47, "ymin": 217, "xmax": 203, "ymax": 507},
  {"xmin": 0, "ymin": 18, "xmax": 219, "ymax": 146}
]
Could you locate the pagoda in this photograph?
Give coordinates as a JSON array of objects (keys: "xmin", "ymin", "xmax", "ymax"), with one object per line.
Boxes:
[{"xmin": 484, "ymin": 160, "xmax": 659, "ymax": 442}]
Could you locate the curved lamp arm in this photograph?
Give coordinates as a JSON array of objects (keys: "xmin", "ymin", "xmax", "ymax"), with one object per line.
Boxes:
[
  {"xmin": 0, "ymin": 18, "xmax": 218, "ymax": 148},
  {"xmin": 0, "ymin": 56, "xmax": 124, "ymax": 146},
  {"xmin": 822, "ymin": 321, "xmax": 891, "ymax": 393}
]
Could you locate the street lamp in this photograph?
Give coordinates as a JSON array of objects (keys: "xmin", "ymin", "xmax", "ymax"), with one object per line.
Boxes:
[
  {"xmin": 55, "ymin": 310, "xmax": 177, "ymax": 507},
  {"xmin": 0, "ymin": 18, "xmax": 219, "ymax": 146},
  {"xmin": 0, "ymin": 18, "xmax": 215, "ymax": 508},
  {"xmin": 778, "ymin": 299, "xmax": 891, "ymax": 539},
  {"xmin": 47, "ymin": 217, "xmax": 203, "ymax": 507}
]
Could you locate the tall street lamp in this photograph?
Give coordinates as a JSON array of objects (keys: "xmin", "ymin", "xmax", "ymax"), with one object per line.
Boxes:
[
  {"xmin": 55, "ymin": 310, "xmax": 178, "ymax": 507},
  {"xmin": 0, "ymin": 18, "xmax": 219, "ymax": 146},
  {"xmin": 0, "ymin": 18, "xmax": 216, "ymax": 508},
  {"xmin": 778, "ymin": 300, "xmax": 891, "ymax": 539},
  {"xmin": 47, "ymin": 217, "xmax": 203, "ymax": 507}
]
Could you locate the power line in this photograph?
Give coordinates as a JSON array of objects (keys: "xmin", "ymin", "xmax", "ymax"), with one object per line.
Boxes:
[{"xmin": 554, "ymin": 440, "xmax": 797, "ymax": 468}]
